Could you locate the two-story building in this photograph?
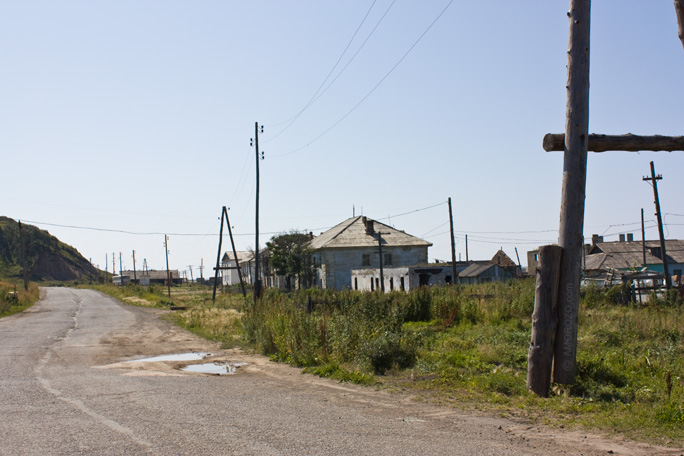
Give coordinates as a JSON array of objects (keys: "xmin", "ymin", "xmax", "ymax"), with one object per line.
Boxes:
[{"xmin": 310, "ymin": 216, "xmax": 431, "ymax": 290}]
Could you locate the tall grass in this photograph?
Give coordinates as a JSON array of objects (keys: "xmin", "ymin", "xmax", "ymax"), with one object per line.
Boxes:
[{"xmin": 0, "ymin": 281, "xmax": 40, "ymax": 317}]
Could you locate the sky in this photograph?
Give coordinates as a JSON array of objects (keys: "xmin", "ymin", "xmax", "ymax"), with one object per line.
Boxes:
[{"xmin": 2, "ymin": 1, "xmax": 683, "ymax": 279}]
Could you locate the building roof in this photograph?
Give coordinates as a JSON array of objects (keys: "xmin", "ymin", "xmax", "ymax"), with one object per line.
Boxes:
[
  {"xmin": 585, "ymin": 240, "xmax": 684, "ymax": 271},
  {"xmin": 221, "ymin": 251, "xmax": 254, "ymax": 263},
  {"xmin": 309, "ymin": 216, "xmax": 432, "ymax": 250},
  {"xmin": 458, "ymin": 263, "xmax": 513, "ymax": 278}
]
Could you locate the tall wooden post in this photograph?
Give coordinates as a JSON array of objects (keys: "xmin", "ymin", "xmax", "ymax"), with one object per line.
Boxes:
[
  {"xmin": 554, "ymin": 0, "xmax": 591, "ymax": 385},
  {"xmin": 527, "ymin": 245, "xmax": 563, "ymax": 397},
  {"xmin": 448, "ymin": 197, "xmax": 458, "ymax": 284},
  {"xmin": 641, "ymin": 208, "xmax": 647, "ymax": 267},
  {"xmin": 676, "ymin": 0, "xmax": 684, "ymax": 51}
]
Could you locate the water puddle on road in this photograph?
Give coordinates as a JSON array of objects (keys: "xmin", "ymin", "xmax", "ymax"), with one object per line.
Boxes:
[
  {"xmin": 182, "ymin": 362, "xmax": 248, "ymax": 376},
  {"xmin": 128, "ymin": 352, "xmax": 212, "ymax": 363}
]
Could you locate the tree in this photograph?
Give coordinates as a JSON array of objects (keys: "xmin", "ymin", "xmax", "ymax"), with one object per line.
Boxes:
[{"xmin": 266, "ymin": 232, "xmax": 314, "ymax": 291}]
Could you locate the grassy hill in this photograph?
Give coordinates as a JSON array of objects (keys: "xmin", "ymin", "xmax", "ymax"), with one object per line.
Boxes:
[{"xmin": 0, "ymin": 217, "xmax": 100, "ymax": 282}]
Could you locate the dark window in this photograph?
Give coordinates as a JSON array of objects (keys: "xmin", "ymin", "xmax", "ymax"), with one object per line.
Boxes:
[
  {"xmin": 384, "ymin": 254, "xmax": 392, "ymax": 266},
  {"xmin": 370, "ymin": 277, "xmax": 374, "ymax": 291},
  {"xmin": 362, "ymin": 254, "xmax": 371, "ymax": 266},
  {"xmin": 389, "ymin": 277, "xmax": 394, "ymax": 290},
  {"xmin": 376, "ymin": 278, "xmax": 380, "ymax": 289},
  {"xmin": 354, "ymin": 277, "xmax": 358, "ymax": 290},
  {"xmin": 445, "ymin": 275, "xmax": 452, "ymax": 284},
  {"xmin": 400, "ymin": 276, "xmax": 405, "ymax": 291}
]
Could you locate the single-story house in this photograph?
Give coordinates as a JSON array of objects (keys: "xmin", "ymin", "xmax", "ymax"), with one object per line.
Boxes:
[{"xmin": 117, "ymin": 269, "xmax": 181, "ymax": 286}]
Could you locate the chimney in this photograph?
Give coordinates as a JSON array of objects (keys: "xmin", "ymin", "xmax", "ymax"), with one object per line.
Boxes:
[
  {"xmin": 619, "ymin": 234, "xmax": 626, "ymax": 242},
  {"xmin": 362, "ymin": 216, "xmax": 374, "ymax": 234},
  {"xmin": 627, "ymin": 233, "xmax": 634, "ymax": 242},
  {"xmin": 591, "ymin": 234, "xmax": 603, "ymax": 245}
]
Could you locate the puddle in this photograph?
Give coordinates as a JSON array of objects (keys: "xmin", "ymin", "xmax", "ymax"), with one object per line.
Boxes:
[
  {"xmin": 182, "ymin": 362, "xmax": 247, "ymax": 376},
  {"xmin": 128, "ymin": 352, "xmax": 211, "ymax": 363}
]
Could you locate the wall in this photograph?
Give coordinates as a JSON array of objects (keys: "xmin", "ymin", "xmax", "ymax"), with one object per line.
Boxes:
[{"xmin": 316, "ymin": 245, "xmax": 428, "ymax": 290}]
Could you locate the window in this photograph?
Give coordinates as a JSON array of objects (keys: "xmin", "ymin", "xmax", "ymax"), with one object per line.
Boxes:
[
  {"xmin": 362, "ymin": 254, "xmax": 371, "ymax": 266},
  {"xmin": 354, "ymin": 277, "xmax": 358, "ymax": 290},
  {"xmin": 370, "ymin": 277, "xmax": 374, "ymax": 291},
  {"xmin": 400, "ymin": 276, "xmax": 405, "ymax": 291},
  {"xmin": 389, "ymin": 277, "xmax": 394, "ymax": 291},
  {"xmin": 384, "ymin": 253, "xmax": 392, "ymax": 266}
]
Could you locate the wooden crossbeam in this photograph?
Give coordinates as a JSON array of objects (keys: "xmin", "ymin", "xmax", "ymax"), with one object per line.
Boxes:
[{"xmin": 543, "ymin": 133, "xmax": 684, "ymax": 152}]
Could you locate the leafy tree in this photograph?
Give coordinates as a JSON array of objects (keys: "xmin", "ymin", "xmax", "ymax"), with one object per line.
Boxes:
[{"xmin": 266, "ymin": 232, "xmax": 314, "ymax": 291}]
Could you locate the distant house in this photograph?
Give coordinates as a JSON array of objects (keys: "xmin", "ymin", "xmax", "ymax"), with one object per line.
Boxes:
[
  {"xmin": 310, "ymin": 216, "xmax": 432, "ymax": 290},
  {"xmin": 117, "ymin": 269, "xmax": 181, "ymax": 286},
  {"xmin": 457, "ymin": 262, "xmax": 516, "ymax": 285},
  {"xmin": 220, "ymin": 251, "xmax": 254, "ymax": 287},
  {"xmin": 584, "ymin": 236, "xmax": 684, "ymax": 285},
  {"xmin": 220, "ymin": 250, "xmax": 288, "ymax": 289}
]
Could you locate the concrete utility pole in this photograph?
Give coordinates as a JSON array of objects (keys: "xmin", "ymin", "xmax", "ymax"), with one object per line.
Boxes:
[
  {"xmin": 132, "ymin": 250, "xmax": 137, "ymax": 283},
  {"xmin": 448, "ymin": 198, "xmax": 458, "ymax": 284},
  {"xmin": 641, "ymin": 208, "xmax": 647, "ymax": 267},
  {"xmin": 252, "ymin": 122, "xmax": 264, "ymax": 301},
  {"xmin": 164, "ymin": 235, "xmax": 171, "ymax": 298},
  {"xmin": 188, "ymin": 265, "xmax": 193, "ymax": 283},
  {"xmin": 643, "ymin": 161, "xmax": 671, "ymax": 289},
  {"xmin": 376, "ymin": 233, "xmax": 387, "ymax": 293}
]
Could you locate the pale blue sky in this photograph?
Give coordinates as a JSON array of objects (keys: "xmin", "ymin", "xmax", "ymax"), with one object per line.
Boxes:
[{"xmin": 2, "ymin": 1, "xmax": 683, "ymax": 276}]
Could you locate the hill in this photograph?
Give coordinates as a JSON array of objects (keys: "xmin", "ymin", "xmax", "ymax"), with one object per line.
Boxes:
[{"xmin": 0, "ymin": 217, "xmax": 100, "ymax": 282}]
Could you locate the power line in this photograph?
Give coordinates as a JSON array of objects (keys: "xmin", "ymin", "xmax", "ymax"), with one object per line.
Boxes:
[
  {"xmin": 266, "ymin": 0, "xmax": 379, "ymax": 136},
  {"xmin": 270, "ymin": 0, "xmax": 454, "ymax": 158}
]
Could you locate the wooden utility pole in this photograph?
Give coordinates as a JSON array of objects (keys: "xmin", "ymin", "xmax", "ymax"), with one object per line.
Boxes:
[
  {"xmin": 537, "ymin": 1, "xmax": 684, "ymax": 392},
  {"xmin": 188, "ymin": 265, "xmax": 193, "ymax": 283},
  {"xmin": 676, "ymin": 0, "xmax": 684, "ymax": 51},
  {"xmin": 252, "ymin": 122, "xmax": 264, "ymax": 301},
  {"xmin": 643, "ymin": 161, "xmax": 671, "ymax": 289},
  {"xmin": 212, "ymin": 206, "xmax": 247, "ymax": 302},
  {"xmin": 448, "ymin": 197, "xmax": 458, "ymax": 284},
  {"xmin": 18, "ymin": 221, "xmax": 29, "ymax": 291},
  {"xmin": 119, "ymin": 252, "xmax": 123, "ymax": 286},
  {"xmin": 554, "ymin": 0, "xmax": 591, "ymax": 386},
  {"xmin": 164, "ymin": 235, "xmax": 171, "ymax": 298}
]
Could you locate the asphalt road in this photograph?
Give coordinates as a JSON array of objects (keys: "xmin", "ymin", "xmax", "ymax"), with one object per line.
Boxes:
[{"xmin": 0, "ymin": 288, "xmax": 678, "ymax": 455}]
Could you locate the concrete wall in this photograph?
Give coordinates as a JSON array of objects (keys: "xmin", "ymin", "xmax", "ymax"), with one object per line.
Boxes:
[
  {"xmin": 351, "ymin": 265, "xmax": 454, "ymax": 292},
  {"xmin": 315, "ymin": 246, "xmax": 428, "ymax": 290}
]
